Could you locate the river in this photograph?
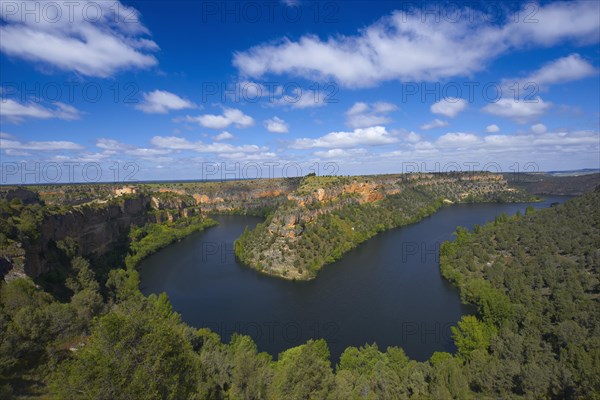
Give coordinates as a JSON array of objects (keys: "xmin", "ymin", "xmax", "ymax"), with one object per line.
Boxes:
[{"xmin": 139, "ymin": 196, "xmax": 571, "ymax": 362}]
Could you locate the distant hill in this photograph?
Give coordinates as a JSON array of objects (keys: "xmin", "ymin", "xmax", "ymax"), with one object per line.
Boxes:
[
  {"xmin": 504, "ymin": 172, "xmax": 600, "ymax": 195},
  {"xmin": 545, "ymin": 168, "xmax": 599, "ymax": 176}
]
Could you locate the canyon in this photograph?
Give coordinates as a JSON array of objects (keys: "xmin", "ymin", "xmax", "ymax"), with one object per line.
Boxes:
[{"xmin": 1, "ymin": 172, "xmax": 597, "ymax": 282}]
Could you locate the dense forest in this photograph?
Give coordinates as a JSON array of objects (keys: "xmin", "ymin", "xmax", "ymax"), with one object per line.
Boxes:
[
  {"xmin": 1, "ymin": 187, "xmax": 598, "ymax": 398},
  {"xmin": 439, "ymin": 188, "xmax": 600, "ymax": 398}
]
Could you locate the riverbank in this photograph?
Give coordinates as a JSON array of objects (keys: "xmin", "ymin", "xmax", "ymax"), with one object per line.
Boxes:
[{"xmin": 125, "ymin": 216, "xmax": 218, "ymax": 269}]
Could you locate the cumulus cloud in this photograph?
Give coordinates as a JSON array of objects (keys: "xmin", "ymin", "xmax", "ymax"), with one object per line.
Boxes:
[
  {"xmin": 216, "ymin": 151, "xmax": 278, "ymax": 161},
  {"xmin": 181, "ymin": 108, "xmax": 254, "ymax": 129},
  {"xmin": 524, "ymin": 54, "xmax": 596, "ymax": 86},
  {"xmin": 503, "ymin": 54, "xmax": 597, "ymax": 93},
  {"xmin": 135, "ymin": 90, "xmax": 195, "ymax": 114},
  {"xmin": 436, "ymin": 132, "xmax": 480, "ymax": 147},
  {"xmin": 213, "ymin": 131, "xmax": 234, "ymax": 141},
  {"xmin": 403, "ymin": 131, "xmax": 422, "ymax": 143},
  {"xmin": 420, "ymin": 118, "xmax": 449, "ymax": 131},
  {"xmin": 150, "ymin": 136, "xmax": 266, "ymax": 154},
  {"xmin": 531, "ymin": 123, "xmax": 548, "ymax": 134},
  {"xmin": 274, "ymin": 87, "xmax": 330, "ymax": 109},
  {"xmin": 264, "ymin": 116, "xmax": 289, "ymax": 133},
  {"xmin": 430, "ymin": 98, "xmax": 467, "ymax": 118},
  {"xmin": 345, "ymin": 102, "xmax": 397, "ymax": 129},
  {"xmin": 291, "ymin": 126, "xmax": 398, "ymax": 149},
  {"xmin": 482, "ymin": 97, "xmax": 551, "ymax": 123},
  {"xmin": 485, "ymin": 124, "xmax": 500, "ymax": 133},
  {"xmin": 95, "ymin": 136, "xmax": 269, "ymax": 161},
  {"xmin": 233, "ymin": 1, "xmax": 599, "ymax": 88},
  {"xmin": 379, "ymin": 129, "xmax": 599, "ymax": 171},
  {"xmin": 0, "ymin": 1, "xmax": 158, "ymax": 77},
  {"xmin": 0, "ymin": 99, "xmax": 81, "ymax": 123},
  {"xmin": 503, "ymin": 2, "xmax": 600, "ymax": 47},
  {"xmin": 314, "ymin": 148, "xmax": 368, "ymax": 159},
  {"xmin": 95, "ymin": 138, "xmax": 171, "ymax": 158}
]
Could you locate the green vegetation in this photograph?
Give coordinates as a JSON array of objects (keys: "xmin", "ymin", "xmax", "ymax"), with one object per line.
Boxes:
[
  {"xmin": 0, "ymin": 257, "xmax": 104, "ymax": 398},
  {"xmin": 126, "ymin": 216, "xmax": 217, "ymax": 269},
  {"xmin": 440, "ymin": 189, "xmax": 600, "ymax": 397},
  {"xmin": 236, "ymin": 188, "xmax": 444, "ymax": 278},
  {"xmin": 1, "ymin": 180, "xmax": 598, "ymax": 398},
  {"xmin": 0, "ymin": 196, "xmax": 47, "ymax": 245}
]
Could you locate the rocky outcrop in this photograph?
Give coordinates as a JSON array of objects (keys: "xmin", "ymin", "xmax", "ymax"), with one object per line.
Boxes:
[
  {"xmin": 22, "ymin": 195, "xmax": 151, "ymax": 278},
  {"xmin": 5, "ymin": 187, "xmax": 42, "ymax": 205},
  {"xmin": 3, "ymin": 192, "xmax": 207, "ymax": 280},
  {"xmin": 235, "ymin": 173, "xmax": 536, "ymax": 280}
]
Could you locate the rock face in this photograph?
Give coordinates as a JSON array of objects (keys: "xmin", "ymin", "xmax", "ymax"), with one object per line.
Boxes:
[
  {"xmin": 22, "ymin": 195, "xmax": 151, "ymax": 278},
  {"xmin": 1, "ymin": 180, "xmax": 298, "ymax": 281},
  {"xmin": 4, "ymin": 194, "xmax": 202, "ymax": 280},
  {"xmin": 5, "ymin": 187, "xmax": 41, "ymax": 205}
]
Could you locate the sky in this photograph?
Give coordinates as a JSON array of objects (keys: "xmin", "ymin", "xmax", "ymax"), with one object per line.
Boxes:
[{"xmin": 0, "ymin": 0, "xmax": 599, "ymax": 184}]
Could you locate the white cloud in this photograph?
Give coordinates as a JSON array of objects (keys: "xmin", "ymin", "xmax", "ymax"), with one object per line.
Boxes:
[
  {"xmin": 346, "ymin": 101, "xmax": 397, "ymax": 129},
  {"xmin": 135, "ymin": 90, "xmax": 195, "ymax": 114},
  {"xmin": 430, "ymin": 98, "xmax": 467, "ymax": 118},
  {"xmin": 95, "ymin": 136, "xmax": 269, "ymax": 161},
  {"xmin": 0, "ymin": 138, "xmax": 83, "ymax": 151},
  {"xmin": 234, "ymin": 1, "xmax": 599, "ymax": 88},
  {"xmin": 504, "ymin": 54, "xmax": 597, "ymax": 93},
  {"xmin": 378, "ymin": 129, "xmax": 599, "ymax": 172},
  {"xmin": 182, "ymin": 108, "xmax": 254, "ymax": 129},
  {"xmin": 274, "ymin": 88, "xmax": 329, "ymax": 109},
  {"xmin": 482, "ymin": 97, "xmax": 551, "ymax": 123},
  {"xmin": 4, "ymin": 149, "xmax": 31, "ymax": 156},
  {"xmin": 0, "ymin": 132, "xmax": 15, "ymax": 139},
  {"xmin": 150, "ymin": 136, "xmax": 267, "ymax": 154},
  {"xmin": 525, "ymin": 54, "xmax": 596, "ymax": 86},
  {"xmin": 213, "ymin": 131, "xmax": 234, "ymax": 141},
  {"xmin": 264, "ymin": 116, "xmax": 289, "ymax": 133},
  {"xmin": 420, "ymin": 118, "xmax": 448, "ymax": 131},
  {"xmin": 372, "ymin": 102, "xmax": 397, "ymax": 113},
  {"xmin": 347, "ymin": 102, "xmax": 369, "ymax": 115},
  {"xmin": 95, "ymin": 138, "xmax": 171, "ymax": 159},
  {"xmin": 436, "ymin": 132, "xmax": 481, "ymax": 147},
  {"xmin": 404, "ymin": 131, "xmax": 422, "ymax": 143},
  {"xmin": 314, "ymin": 148, "xmax": 367, "ymax": 159},
  {"xmin": 0, "ymin": 1, "xmax": 158, "ymax": 77},
  {"xmin": 531, "ymin": 123, "xmax": 548, "ymax": 134},
  {"xmin": 291, "ymin": 126, "xmax": 398, "ymax": 149},
  {"xmin": 217, "ymin": 151, "xmax": 278, "ymax": 161},
  {"xmin": 125, "ymin": 148, "xmax": 172, "ymax": 157},
  {"xmin": 485, "ymin": 124, "xmax": 500, "ymax": 133},
  {"xmin": 0, "ymin": 99, "xmax": 81, "ymax": 123},
  {"xmin": 503, "ymin": 2, "xmax": 600, "ymax": 47},
  {"xmin": 96, "ymin": 138, "xmax": 128, "ymax": 151}
]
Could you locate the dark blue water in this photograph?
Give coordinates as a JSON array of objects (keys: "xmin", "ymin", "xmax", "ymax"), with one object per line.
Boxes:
[{"xmin": 139, "ymin": 196, "xmax": 571, "ymax": 362}]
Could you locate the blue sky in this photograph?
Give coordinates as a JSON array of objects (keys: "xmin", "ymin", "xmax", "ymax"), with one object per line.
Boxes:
[{"xmin": 1, "ymin": 0, "xmax": 599, "ymax": 183}]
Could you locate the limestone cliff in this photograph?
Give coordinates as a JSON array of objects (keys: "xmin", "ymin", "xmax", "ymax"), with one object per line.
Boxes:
[
  {"xmin": 1, "ymin": 179, "xmax": 297, "ymax": 281},
  {"xmin": 235, "ymin": 173, "xmax": 536, "ymax": 280}
]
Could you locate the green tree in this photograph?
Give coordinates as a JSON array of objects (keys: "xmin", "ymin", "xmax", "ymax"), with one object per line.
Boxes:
[
  {"xmin": 269, "ymin": 339, "xmax": 334, "ymax": 399},
  {"xmin": 452, "ymin": 316, "xmax": 494, "ymax": 362},
  {"xmin": 51, "ymin": 293, "xmax": 198, "ymax": 400}
]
